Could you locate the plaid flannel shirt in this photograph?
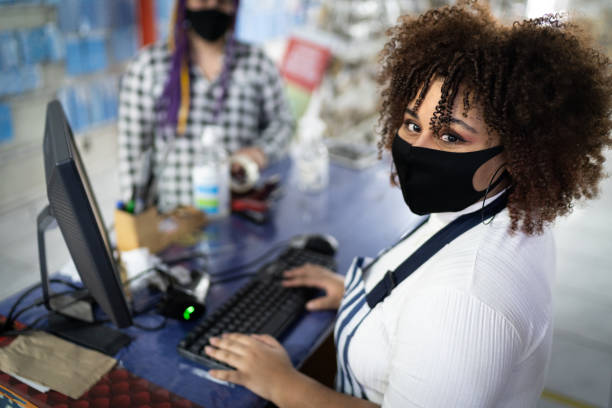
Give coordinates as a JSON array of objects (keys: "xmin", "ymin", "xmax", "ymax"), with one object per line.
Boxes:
[{"xmin": 118, "ymin": 41, "xmax": 294, "ymax": 212}]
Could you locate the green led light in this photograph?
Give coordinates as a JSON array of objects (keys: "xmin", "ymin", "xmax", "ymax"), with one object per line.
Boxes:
[{"xmin": 183, "ymin": 306, "xmax": 195, "ymax": 320}]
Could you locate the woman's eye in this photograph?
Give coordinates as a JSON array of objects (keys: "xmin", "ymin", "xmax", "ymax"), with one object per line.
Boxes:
[
  {"xmin": 440, "ymin": 133, "xmax": 462, "ymax": 143},
  {"xmin": 405, "ymin": 122, "xmax": 421, "ymax": 133}
]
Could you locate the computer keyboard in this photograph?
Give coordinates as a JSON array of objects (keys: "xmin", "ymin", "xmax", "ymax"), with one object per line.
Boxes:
[{"xmin": 177, "ymin": 243, "xmax": 337, "ymax": 370}]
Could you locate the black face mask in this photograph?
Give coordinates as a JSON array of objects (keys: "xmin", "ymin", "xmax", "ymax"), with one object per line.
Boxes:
[
  {"xmin": 185, "ymin": 9, "xmax": 233, "ymax": 42},
  {"xmin": 391, "ymin": 134, "xmax": 506, "ymax": 215}
]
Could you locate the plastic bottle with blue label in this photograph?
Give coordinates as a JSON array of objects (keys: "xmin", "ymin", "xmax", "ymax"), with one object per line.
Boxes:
[{"xmin": 192, "ymin": 126, "xmax": 230, "ymax": 219}]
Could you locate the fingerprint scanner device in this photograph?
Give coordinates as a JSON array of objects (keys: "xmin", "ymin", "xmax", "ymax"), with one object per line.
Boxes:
[
  {"xmin": 156, "ymin": 265, "xmax": 210, "ymax": 321},
  {"xmin": 158, "ymin": 289, "xmax": 206, "ymax": 321}
]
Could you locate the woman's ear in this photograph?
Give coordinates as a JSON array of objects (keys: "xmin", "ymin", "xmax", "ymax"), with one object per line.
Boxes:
[{"xmin": 472, "ymin": 152, "xmax": 507, "ymax": 192}]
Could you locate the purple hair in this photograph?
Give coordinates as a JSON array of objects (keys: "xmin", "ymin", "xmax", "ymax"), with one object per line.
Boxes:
[{"xmin": 159, "ymin": 0, "xmax": 240, "ymax": 132}]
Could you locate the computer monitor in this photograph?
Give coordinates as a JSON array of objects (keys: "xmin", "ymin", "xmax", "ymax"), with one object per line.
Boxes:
[{"xmin": 38, "ymin": 100, "xmax": 132, "ymax": 329}]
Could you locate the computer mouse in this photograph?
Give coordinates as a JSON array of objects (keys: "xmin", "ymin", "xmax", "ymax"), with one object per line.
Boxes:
[{"xmin": 302, "ymin": 234, "xmax": 339, "ymax": 256}]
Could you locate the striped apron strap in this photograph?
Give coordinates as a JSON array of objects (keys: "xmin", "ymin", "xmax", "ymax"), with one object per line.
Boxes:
[
  {"xmin": 365, "ymin": 191, "xmax": 508, "ymax": 308},
  {"xmin": 334, "ymin": 257, "xmax": 370, "ymax": 399}
]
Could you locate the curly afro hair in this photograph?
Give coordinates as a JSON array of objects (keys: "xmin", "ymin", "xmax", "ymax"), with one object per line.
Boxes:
[{"xmin": 377, "ymin": 1, "xmax": 612, "ymax": 234}]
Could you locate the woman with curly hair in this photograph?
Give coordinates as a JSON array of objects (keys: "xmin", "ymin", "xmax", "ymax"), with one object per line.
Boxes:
[{"xmin": 201, "ymin": 2, "xmax": 612, "ymax": 407}]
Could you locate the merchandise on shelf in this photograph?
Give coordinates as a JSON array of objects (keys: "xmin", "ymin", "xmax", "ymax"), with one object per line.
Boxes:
[
  {"xmin": 236, "ymin": 0, "xmax": 308, "ymax": 44},
  {"xmin": 17, "ymin": 26, "xmax": 48, "ymax": 65},
  {"xmin": 44, "ymin": 24, "xmax": 66, "ymax": 62},
  {"xmin": 58, "ymin": 0, "xmax": 111, "ymax": 33},
  {"xmin": 65, "ymin": 33, "xmax": 108, "ymax": 76},
  {"xmin": 0, "ymin": 66, "xmax": 42, "ymax": 97},
  {"xmin": 0, "ymin": 31, "xmax": 20, "ymax": 70},
  {"xmin": 57, "ymin": 77, "xmax": 119, "ymax": 133},
  {"xmin": 0, "ymin": 104, "xmax": 14, "ymax": 144},
  {"xmin": 310, "ymin": 0, "xmax": 419, "ymax": 140}
]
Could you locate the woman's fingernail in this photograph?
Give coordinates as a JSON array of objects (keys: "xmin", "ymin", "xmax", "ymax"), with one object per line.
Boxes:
[{"xmin": 205, "ymin": 346, "xmax": 213, "ymax": 354}]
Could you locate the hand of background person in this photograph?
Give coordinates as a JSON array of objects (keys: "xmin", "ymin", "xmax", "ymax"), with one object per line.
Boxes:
[
  {"xmin": 233, "ymin": 147, "xmax": 267, "ymax": 169},
  {"xmin": 206, "ymin": 333, "xmax": 299, "ymax": 402},
  {"xmin": 283, "ymin": 264, "xmax": 345, "ymax": 310}
]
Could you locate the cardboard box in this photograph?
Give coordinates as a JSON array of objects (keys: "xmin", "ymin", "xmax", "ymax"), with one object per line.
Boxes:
[{"xmin": 115, "ymin": 206, "xmax": 206, "ymax": 254}]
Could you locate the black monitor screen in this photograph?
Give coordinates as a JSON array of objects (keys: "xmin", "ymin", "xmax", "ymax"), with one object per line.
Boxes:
[{"xmin": 42, "ymin": 100, "xmax": 131, "ymax": 328}]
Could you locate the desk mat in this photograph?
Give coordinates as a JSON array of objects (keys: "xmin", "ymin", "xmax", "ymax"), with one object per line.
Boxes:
[{"xmin": 0, "ymin": 317, "xmax": 202, "ymax": 408}]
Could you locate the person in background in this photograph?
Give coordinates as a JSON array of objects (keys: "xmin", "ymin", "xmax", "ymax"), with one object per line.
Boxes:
[
  {"xmin": 118, "ymin": 0, "xmax": 294, "ymax": 212},
  {"xmin": 200, "ymin": 2, "xmax": 612, "ymax": 407}
]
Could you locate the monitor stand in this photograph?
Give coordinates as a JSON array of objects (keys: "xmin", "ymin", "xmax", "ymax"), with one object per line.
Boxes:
[{"xmin": 37, "ymin": 205, "xmax": 131, "ymax": 355}]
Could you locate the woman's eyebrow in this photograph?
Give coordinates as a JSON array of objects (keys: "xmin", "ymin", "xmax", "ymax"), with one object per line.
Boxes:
[
  {"xmin": 405, "ymin": 108, "xmax": 419, "ymax": 119},
  {"xmin": 405, "ymin": 107, "xmax": 477, "ymax": 134},
  {"xmin": 449, "ymin": 117, "xmax": 477, "ymax": 134}
]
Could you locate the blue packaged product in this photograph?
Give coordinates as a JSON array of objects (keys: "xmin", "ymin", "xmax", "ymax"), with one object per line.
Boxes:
[
  {"xmin": 103, "ymin": 76, "xmax": 119, "ymax": 121},
  {"xmin": 44, "ymin": 24, "xmax": 65, "ymax": 62},
  {"xmin": 85, "ymin": 34, "xmax": 108, "ymax": 73},
  {"xmin": 74, "ymin": 84, "xmax": 91, "ymax": 132},
  {"xmin": 58, "ymin": 85, "xmax": 90, "ymax": 132},
  {"xmin": 99, "ymin": 78, "xmax": 112, "ymax": 122},
  {"xmin": 0, "ymin": 31, "xmax": 20, "ymax": 70},
  {"xmin": 20, "ymin": 65, "xmax": 43, "ymax": 93},
  {"xmin": 0, "ymin": 65, "xmax": 40, "ymax": 96},
  {"xmin": 18, "ymin": 27, "xmax": 47, "ymax": 65},
  {"xmin": 0, "ymin": 68, "xmax": 22, "ymax": 96},
  {"xmin": 88, "ymin": 81, "xmax": 105, "ymax": 125},
  {"xmin": 57, "ymin": 0, "xmax": 80, "ymax": 33},
  {"xmin": 81, "ymin": 0, "xmax": 110, "ymax": 31},
  {"xmin": 65, "ymin": 35, "xmax": 84, "ymax": 75},
  {"xmin": 112, "ymin": 0, "xmax": 137, "ymax": 28},
  {"xmin": 0, "ymin": 104, "xmax": 15, "ymax": 144},
  {"xmin": 57, "ymin": 87, "xmax": 78, "ymax": 129}
]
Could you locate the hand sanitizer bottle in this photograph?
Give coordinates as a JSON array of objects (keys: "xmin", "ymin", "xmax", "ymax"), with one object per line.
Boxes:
[
  {"xmin": 192, "ymin": 126, "xmax": 230, "ymax": 218},
  {"xmin": 294, "ymin": 92, "xmax": 329, "ymax": 192}
]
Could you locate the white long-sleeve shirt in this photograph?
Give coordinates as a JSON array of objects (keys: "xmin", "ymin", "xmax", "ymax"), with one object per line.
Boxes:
[{"xmin": 348, "ymin": 196, "xmax": 555, "ymax": 407}]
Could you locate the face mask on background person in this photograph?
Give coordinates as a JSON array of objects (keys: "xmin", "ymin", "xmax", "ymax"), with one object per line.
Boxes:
[
  {"xmin": 185, "ymin": 9, "xmax": 233, "ymax": 42},
  {"xmin": 391, "ymin": 134, "xmax": 506, "ymax": 215}
]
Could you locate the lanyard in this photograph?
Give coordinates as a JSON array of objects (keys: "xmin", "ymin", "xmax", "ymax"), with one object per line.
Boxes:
[{"xmin": 365, "ymin": 192, "xmax": 508, "ymax": 308}]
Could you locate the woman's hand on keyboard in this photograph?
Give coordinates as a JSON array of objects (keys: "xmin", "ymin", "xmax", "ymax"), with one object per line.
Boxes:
[
  {"xmin": 282, "ymin": 264, "xmax": 345, "ymax": 310},
  {"xmin": 206, "ymin": 333, "xmax": 297, "ymax": 402}
]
